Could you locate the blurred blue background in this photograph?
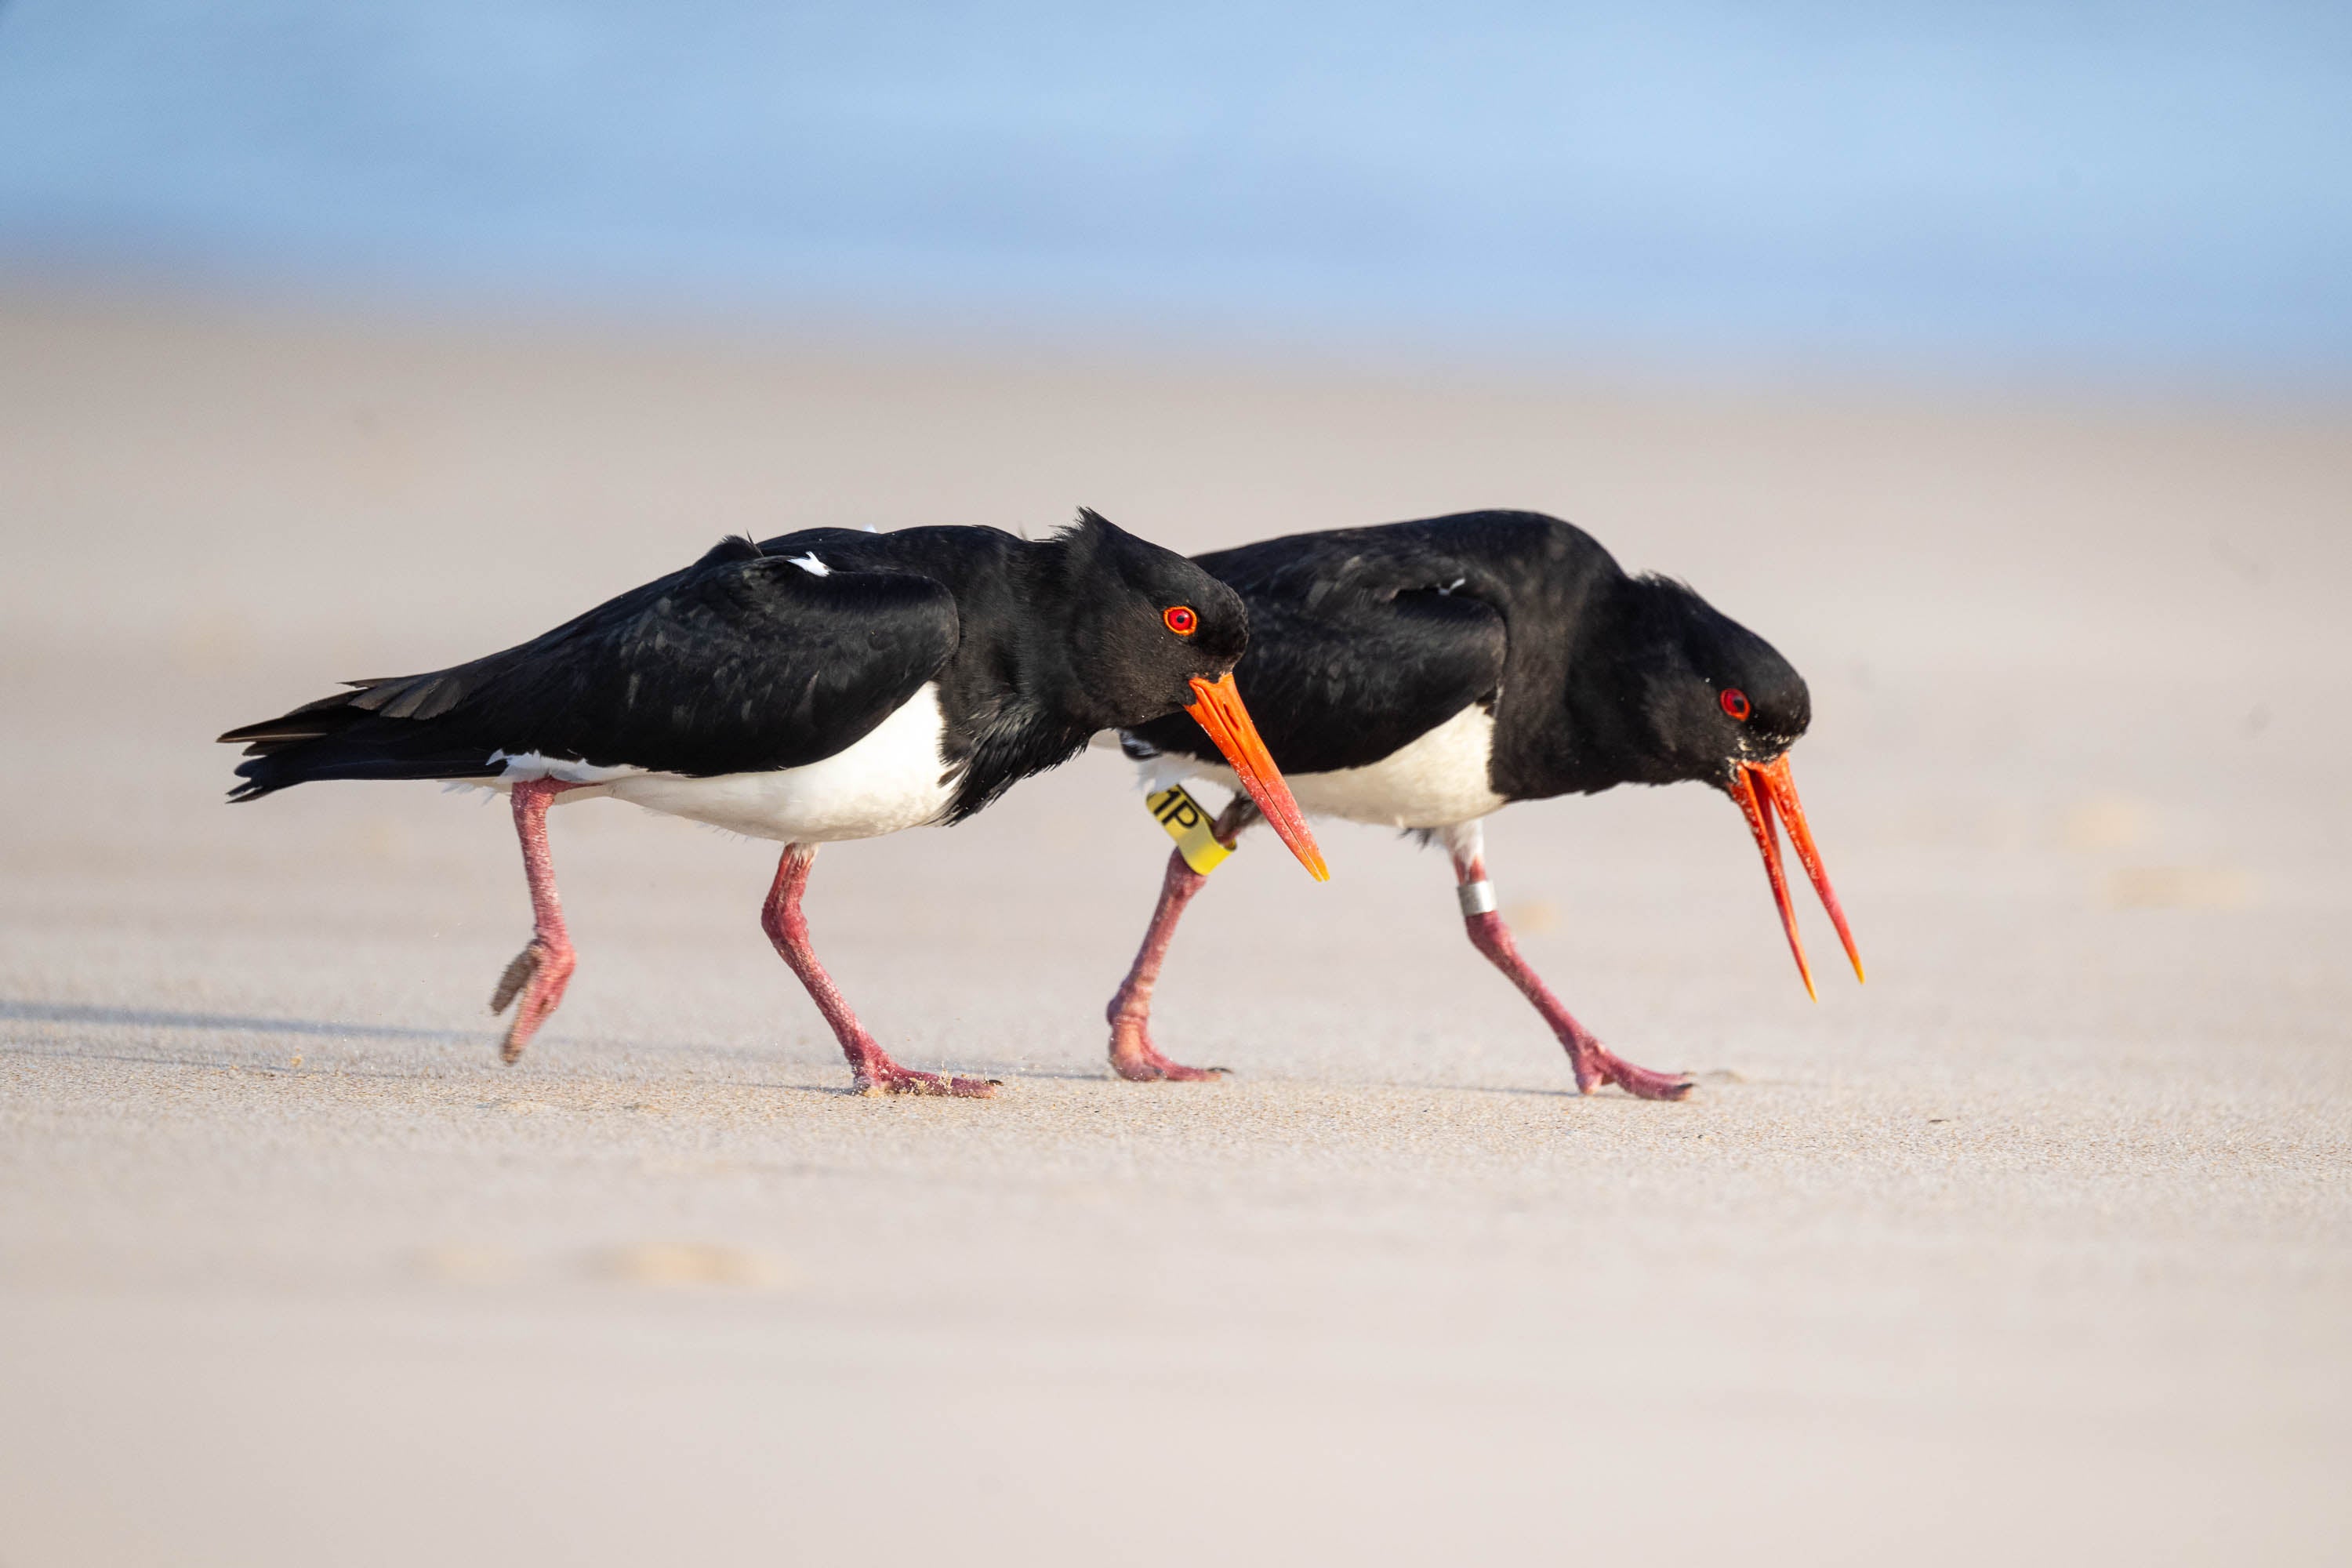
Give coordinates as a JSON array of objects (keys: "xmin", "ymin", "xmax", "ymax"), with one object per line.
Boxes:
[{"xmin": 2, "ymin": 1, "xmax": 2348, "ymax": 379}]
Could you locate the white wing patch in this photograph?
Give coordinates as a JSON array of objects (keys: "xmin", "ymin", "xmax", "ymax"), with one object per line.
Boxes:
[{"xmin": 788, "ymin": 552, "xmax": 832, "ymax": 577}]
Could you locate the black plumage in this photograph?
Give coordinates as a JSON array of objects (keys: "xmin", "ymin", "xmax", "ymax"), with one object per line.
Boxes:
[
  {"xmin": 225, "ymin": 535, "xmax": 958, "ymax": 796},
  {"xmin": 1123, "ymin": 510, "xmax": 1810, "ymax": 797},
  {"xmin": 227, "ymin": 514, "xmax": 1258, "ymax": 822}
]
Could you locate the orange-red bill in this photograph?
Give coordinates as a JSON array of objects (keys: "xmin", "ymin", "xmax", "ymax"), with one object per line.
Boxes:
[
  {"xmin": 1754, "ymin": 754, "xmax": 1864, "ymax": 985},
  {"xmin": 1730, "ymin": 755, "xmax": 1864, "ymax": 1000},
  {"xmin": 1730, "ymin": 764, "xmax": 1815, "ymax": 1000},
  {"xmin": 1184, "ymin": 673, "xmax": 1329, "ymax": 882}
]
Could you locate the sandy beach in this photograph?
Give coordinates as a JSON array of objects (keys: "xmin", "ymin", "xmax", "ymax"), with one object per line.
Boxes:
[{"xmin": 2, "ymin": 289, "xmax": 2347, "ymax": 1564}]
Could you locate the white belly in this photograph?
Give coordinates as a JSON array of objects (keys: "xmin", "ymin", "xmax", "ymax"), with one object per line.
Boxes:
[
  {"xmin": 493, "ymin": 684, "xmax": 957, "ymax": 844},
  {"xmin": 1152, "ymin": 702, "xmax": 1506, "ymax": 830}
]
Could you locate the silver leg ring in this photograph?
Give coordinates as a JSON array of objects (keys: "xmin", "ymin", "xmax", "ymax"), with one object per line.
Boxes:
[{"xmin": 1457, "ymin": 878, "xmax": 1498, "ymax": 917}]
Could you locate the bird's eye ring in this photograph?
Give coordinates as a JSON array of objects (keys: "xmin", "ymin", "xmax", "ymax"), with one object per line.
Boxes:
[
  {"xmin": 1720, "ymin": 688, "xmax": 1751, "ymax": 721},
  {"xmin": 1163, "ymin": 605, "xmax": 1198, "ymax": 636}
]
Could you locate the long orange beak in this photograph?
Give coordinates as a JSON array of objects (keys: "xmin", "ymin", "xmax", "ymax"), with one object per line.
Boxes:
[
  {"xmin": 1184, "ymin": 673, "xmax": 1329, "ymax": 881},
  {"xmin": 1726, "ymin": 753, "xmax": 1863, "ymax": 1000}
]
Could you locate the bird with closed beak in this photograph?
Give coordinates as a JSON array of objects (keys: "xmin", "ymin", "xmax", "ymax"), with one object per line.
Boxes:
[{"xmin": 223, "ymin": 509, "xmax": 1327, "ymax": 1097}]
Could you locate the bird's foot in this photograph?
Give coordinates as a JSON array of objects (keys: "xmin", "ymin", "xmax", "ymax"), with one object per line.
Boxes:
[
  {"xmin": 1107, "ymin": 1020, "xmax": 1226, "ymax": 1082},
  {"xmin": 1566, "ymin": 1036, "xmax": 1694, "ymax": 1102},
  {"xmin": 490, "ymin": 935, "xmax": 575, "ymax": 1063},
  {"xmin": 849, "ymin": 1051, "xmax": 998, "ymax": 1098}
]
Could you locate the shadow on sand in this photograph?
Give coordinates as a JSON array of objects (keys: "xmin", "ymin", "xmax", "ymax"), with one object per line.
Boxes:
[{"xmin": 0, "ymin": 998, "xmax": 479, "ymax": 1045}]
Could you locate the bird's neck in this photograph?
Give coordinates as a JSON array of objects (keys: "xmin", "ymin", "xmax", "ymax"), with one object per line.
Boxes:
[
  {"xmin": 1482, "ymin": 562, "xmax": 1657, "ymax": 798},
  {"xmin": 936, "ymin": 537, "xmax": 1099, "ymax": 822},
  {"xmin": 1553, "ymin": 575, "xmax": 1690, "ymax": 792}
]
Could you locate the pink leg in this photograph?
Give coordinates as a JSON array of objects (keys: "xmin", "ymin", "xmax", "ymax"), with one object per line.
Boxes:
[
  {"xmin": 1450, "ymin": 838, "xmax": 1693, "ymax": 1102},
  {"xmin": 1104, "ymin": 796, "xmax": 1257, "ymax": 1082},
  {"xmin": 1105, "ymin": 851, "xmax": 1225, "ymax": 1081},
  {"xmin": 488, "ymin": 778, "xmax": 580, "ymax": 1063},
  {"xmin": 761, "ymin": 844, "xmax": 996, "ymax": 1098}
]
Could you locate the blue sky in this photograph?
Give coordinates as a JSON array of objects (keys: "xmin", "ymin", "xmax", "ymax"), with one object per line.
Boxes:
[{"xmin": 2, "ymin": 2, "xmax": 2347, "ymax": 376}]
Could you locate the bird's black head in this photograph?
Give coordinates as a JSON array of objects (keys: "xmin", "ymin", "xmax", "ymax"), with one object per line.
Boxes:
[
  {"xmin": 1588, "ymin": 571, "xmax": 1859, "ymax": 1000},
  {"xmin": 1609, "ymin": 575, "xmax": 1813, "ymax": 787},
  {"xmin": 1052, "ymin": 508, "xmax": 1252, "ymax": 729},
  {"xmin": 1051, "ymin": 509, "xmax": 1327, "ymax": 879}
]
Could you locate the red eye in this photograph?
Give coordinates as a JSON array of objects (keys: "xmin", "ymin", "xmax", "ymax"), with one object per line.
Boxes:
[
  {"xmin": 1163, "ymin": 605, "xmax": 1198, "ymax": 636},
  {"xmin": 1720, "ymin": 688, "xmax": 1751, "ymax": 721}
]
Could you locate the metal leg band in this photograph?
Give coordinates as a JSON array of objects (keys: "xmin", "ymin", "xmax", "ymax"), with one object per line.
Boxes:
[{"xmin": 1457, "ymin": 878, "xmax": 1497, "ymax": 917}]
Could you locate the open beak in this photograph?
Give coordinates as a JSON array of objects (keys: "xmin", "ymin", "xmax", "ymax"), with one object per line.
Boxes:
[
  {"xmin": 1726, "ymin": 753, "xmax": 1863, "ymax": 1000},
  {"xmin": 1184, "ymin": 673, "xmax": 1329, "ymax": 881}
]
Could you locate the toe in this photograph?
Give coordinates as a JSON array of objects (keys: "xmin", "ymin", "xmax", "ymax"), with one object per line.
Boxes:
[
  {"xmin": 857, "ymin": 1065, "xmax": 996, "ymax": 1098},
  {"xmin": 488, "ymin": 945, "xmax": 541, "ymax": 1015},
  {"xmin": 1611, "ymin": 1064, "xmax": 1697, "ymax": 1102}
]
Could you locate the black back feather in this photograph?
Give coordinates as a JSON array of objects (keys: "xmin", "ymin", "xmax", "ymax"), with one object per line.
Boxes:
[
  {"xmin": 223, "ymin": 535, "xmax": 959, "ymax": 800},
  {"xmin": 1125, "ymin": 509, "xmax": 1809, "ymax": 801}
]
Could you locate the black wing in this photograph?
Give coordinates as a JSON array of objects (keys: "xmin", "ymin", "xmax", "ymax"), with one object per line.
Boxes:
[
  {"xmin": 1125, "ymin": 523, "xmax": 1512, "ymax": 775},
  {"xmin": 222, "ymin": 537, "xmax": 960, "ymax": 800}
]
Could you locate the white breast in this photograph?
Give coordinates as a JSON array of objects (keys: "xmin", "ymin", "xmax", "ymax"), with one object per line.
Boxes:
[
  {"xmin": 495, "ymin": 683, "xmax": 957, "ymax": 844},
  {"xmin": 1149, "ymin": 702, "xmax": 1506, "ymax": 831}
]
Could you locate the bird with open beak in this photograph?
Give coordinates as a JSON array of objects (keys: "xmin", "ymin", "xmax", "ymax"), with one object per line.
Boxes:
[{"xmin": 1109, "ymin": 509, "xmax": 1860, "ymax": 1099}]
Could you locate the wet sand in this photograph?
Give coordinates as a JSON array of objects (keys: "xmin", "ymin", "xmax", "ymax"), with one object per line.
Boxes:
[{"xmin": 2, "ymin": 290, "xmax": 2348, "ymax": 1564}]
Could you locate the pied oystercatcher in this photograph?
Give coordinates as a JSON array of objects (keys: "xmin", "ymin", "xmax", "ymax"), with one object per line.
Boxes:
[
  {"xmin": 222, "ymin": 510, "xmax": 1327, "ymax": 1097},
  {"xmin": 1108, "ymin": 510, "xmax": 1860, "ymax": 1099}
]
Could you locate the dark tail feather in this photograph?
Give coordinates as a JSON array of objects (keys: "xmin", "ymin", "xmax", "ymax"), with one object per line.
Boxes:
[{"xmin": 221, "ymin": 688, "xmax": 499, "ymax": 801}]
